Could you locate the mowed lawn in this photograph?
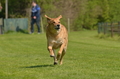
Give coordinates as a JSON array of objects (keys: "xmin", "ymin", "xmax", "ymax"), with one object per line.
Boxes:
[{"xmin": 0, "ymin": 31, "xmax": 120, "ymax": 79}]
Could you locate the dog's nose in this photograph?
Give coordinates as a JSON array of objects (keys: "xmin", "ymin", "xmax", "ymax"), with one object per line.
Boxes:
[
  {"xmin": 55, "ymin": 24, "xmax": 60, "ymax": 30},
  {"xmin": 57, "ymin": 24, "xmax": 60, "ymax": 28},
  {"xmin": 57, "ymin": 24, "xmax": 60, "ymax": 27}
]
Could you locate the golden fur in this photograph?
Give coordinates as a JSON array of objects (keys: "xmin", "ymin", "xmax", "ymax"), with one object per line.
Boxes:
[{"xmin": 45, "ymin": 15, "xmax": 68, "ymax": 65}]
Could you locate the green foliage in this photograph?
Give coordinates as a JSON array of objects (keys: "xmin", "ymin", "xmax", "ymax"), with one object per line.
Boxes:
[{"xmin": 0, "ymin": 0, "xmax": 120, "ymax": 30}]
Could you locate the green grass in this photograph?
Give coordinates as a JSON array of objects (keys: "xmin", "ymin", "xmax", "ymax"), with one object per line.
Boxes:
[{"xmin": 0, "ymin": 31, "xmax": 120, "ymax": 79}]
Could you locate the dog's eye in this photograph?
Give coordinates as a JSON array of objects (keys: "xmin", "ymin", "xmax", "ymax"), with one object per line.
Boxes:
[{"xmin": 53, "ymin": 22, "xmax": 55, "ymax": 23}]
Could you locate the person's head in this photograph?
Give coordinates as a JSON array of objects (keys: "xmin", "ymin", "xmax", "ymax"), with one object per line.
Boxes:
[{"xmin": 32, "ymin": 1, "xmax": 37, "ymax": 7}]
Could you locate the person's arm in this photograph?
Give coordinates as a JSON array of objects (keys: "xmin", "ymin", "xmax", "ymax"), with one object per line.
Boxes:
[
  {"xmin": 34, "ymin": 6, "xmax": 40, "ymax": 18},
  {"xmin": 31, "ymin": 7, "xmax": 35, "ymax": 18}
]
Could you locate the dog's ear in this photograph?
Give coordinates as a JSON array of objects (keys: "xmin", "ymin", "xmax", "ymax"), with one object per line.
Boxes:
[
  {"xmin": 58, "ymin": 15, "xmax": 62, "ymax": 19},
  {"xmin": 45, "ymin": 15, "xmax": 51, "ymax": 21}
]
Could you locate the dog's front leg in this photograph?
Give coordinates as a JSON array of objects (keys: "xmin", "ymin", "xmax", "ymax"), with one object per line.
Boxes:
[
  {"xmin": 48, "ymin": 45, "xmax": 55, "ymax": 57},
  {"xmin": 53, "ymin": 50, "xmax": 58, "ymax": 65}
]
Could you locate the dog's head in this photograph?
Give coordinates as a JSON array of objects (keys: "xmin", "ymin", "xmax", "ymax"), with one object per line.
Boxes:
[{"xmin": 45, "ymin": 15, "xmax": 62, "ymax": 31}]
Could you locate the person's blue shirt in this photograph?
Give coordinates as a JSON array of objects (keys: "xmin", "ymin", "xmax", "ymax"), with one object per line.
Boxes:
[{"xmin": 31, "ymin": 5, "xmax": 40, "ymax": 19}]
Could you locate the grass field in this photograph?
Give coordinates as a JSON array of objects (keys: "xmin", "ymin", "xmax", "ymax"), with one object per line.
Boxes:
[{"xmin": 0, "ymin": 31, "xmax": 120, "ymax": 79}]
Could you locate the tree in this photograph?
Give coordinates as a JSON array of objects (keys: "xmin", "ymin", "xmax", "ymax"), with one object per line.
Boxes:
[
  {"xmin": 0, "ymin": 3, "xmax": 2, "ymax": 12},
  {"xmin": 0, "ymin": 0, "xmax": 120, "ymax": 30}
]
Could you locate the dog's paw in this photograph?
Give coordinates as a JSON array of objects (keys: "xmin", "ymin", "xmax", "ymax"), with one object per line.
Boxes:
[
  {"xmin": 50, "ymin": 55, "xmax": 54, "ymax": 57},
  {"xmin": 54, "ymin": 62, "xmax": 58, "ymax": 65}
]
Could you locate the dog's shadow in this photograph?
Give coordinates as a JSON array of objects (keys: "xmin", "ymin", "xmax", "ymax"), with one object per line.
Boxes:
[{"xmin": 21, "ymin": 64, "xmax": 54, "ymax": 68}]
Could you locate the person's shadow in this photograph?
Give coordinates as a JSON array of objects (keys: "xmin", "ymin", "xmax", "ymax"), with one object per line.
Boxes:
[
  {"xmin": 16, "ymin": 26, "xmax": 28, "ymax": 34},
  {"xmin": 21, "ymin": 64, "xmax": 54, "ymax": 68}
]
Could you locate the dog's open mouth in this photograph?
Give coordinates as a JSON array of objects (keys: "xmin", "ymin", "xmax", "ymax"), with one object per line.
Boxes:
[{"xmin": 55, "ymin": 27, "xmax": 60, "ymax": 30}]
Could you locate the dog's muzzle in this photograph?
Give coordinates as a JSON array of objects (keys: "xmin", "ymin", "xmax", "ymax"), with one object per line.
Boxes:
[{"xmin": 55, "ymin": 24, "xmax": 60, "ymax": 30}]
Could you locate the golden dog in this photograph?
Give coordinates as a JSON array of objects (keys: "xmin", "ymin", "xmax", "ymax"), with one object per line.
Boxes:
[{"xmin": 45, "ymin": 15, "xmax": 68, "ymax": 65}]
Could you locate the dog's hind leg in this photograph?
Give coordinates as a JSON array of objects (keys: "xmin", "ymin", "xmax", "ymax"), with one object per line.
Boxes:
[
  {"xmin": 60, "ymin": 49, "xmax": 66, "ymax": 65},
  {"xmin": 57, "ymin": 44, "xmax": 65, "ymax": 61}
]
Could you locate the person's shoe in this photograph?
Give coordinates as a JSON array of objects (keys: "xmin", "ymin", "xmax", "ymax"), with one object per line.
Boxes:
[
  {"xmin": 29, "ymin": 32, "xmax": 34, "ymax": 34},
  {"xmin": 38, "ymin": 32, "xmax": 41, "ymax": 34}
]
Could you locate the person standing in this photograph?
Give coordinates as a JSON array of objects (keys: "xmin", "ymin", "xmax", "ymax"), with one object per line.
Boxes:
[{"xmin": 30, "ymin": 1, "xmax": 41, "ymax": 34}]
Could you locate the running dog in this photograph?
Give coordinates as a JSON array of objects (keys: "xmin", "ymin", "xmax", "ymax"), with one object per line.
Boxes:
[{"xmin": 45, "ymin": 15, "xmax": 68, "ymax": 65}]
